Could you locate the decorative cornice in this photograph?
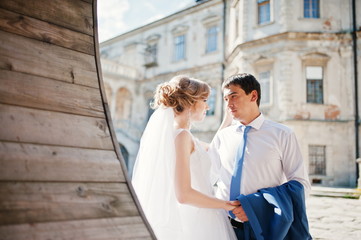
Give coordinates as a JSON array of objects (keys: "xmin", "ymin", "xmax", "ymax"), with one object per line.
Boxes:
[{"xmin": 226, "ymin": 31, "xmax": 353, "ymax": 63}]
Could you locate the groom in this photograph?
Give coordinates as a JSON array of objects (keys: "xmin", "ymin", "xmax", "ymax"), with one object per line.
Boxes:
[{"xmin": 209, "ymin": 73, "xmax": 312, "ymax": 239}]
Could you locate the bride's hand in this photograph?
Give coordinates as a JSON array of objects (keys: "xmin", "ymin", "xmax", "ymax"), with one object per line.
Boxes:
[
  {"xmin": 219, "ymin": 107, "xmax": 233, "ymax": 130},
  {"xmin": 224, "ymin": 200, "xmax": 240, "ymax": 211}
]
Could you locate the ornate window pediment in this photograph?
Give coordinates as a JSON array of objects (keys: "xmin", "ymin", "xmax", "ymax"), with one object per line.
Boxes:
[
  {"xmin": 301, "ymin": 52, "xmax": 330, "ymax": 64},
  {"xmin": 171, "ymin": 25, "xmax": 189, "ymax": 35},
  {"xmin": 202, "ymin": 14, "xmax": 220, "ymax": 26},
  {"xmin": 146, "ymin": 34, "xmax": 161, "ymax": 44}
]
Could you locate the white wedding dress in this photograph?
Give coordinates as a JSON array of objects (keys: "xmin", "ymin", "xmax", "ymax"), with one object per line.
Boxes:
[
  {"xmin": 132, "ymin": 108, "xmax": 236, "ymax": 240},
  {"xmin": 175, "ymin": 129, "xmax": 237, "ymax": 240}
]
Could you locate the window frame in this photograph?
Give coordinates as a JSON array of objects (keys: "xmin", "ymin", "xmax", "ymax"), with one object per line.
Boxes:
[
  {"xmin": 301, "ymin": 52, "xmax": 329, "ymax": 105},
  {"xmin": 308, "ymin": 145, "xmax": 326, "ymax": 176},
  {"xmin": 252, "ymin": 57, "xmax": 274, "ymax": 107},
  {"xmin": 306, "ymin": 66, "xmax": 324, "ymax": 104},
  {"xmin": 258, "ymin": 70, "xmax": 272, "ymax": 106},
  {"xmin": 201, "ymin": 14, "xmax": 221, "ymax": 55},
  {"xmin": 206, "ymin": 25, "xmax": 218, "ymax": 53},
  {"xmin": 173, "ymin": 34, "xmax": 186, "ymax": 61},
  {"xmin": 303, "ymin": 0, "xmax": 320, "ymax": 19},
  {"xmin": 171, "ymin": 25, "xmax": 189, "ymax": 62},
  {"xmin": 257, "ymin": 0, "xmax": 271, "ymax": 25}
]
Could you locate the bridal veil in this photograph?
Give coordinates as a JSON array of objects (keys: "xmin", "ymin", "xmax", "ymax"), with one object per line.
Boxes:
[{"xmin": 132, "ymin": 107, "xmax": 182, "ymax": 239}]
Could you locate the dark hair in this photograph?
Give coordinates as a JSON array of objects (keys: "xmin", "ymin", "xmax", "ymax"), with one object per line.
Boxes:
[
  {"xmin": 222, "ymin": 73, "xmax": 261, "ymax": 106},
  {"xmin": 153, "ymin": 75, "xmax": 210, "ymax": 114}
]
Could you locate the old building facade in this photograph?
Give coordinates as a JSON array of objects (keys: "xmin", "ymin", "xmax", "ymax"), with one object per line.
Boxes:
[{"xmin": 100, "ymin": 0, "xmax": 361, "ymax": 187}]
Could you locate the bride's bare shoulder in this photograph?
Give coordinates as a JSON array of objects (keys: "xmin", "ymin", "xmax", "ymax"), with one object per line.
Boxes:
[
  {"xmin": 175, "ymin": 129, "xmax": 192, "ymax": 141},
  {"xmin": 174, "ymin": 129, "xmax": 194, "ymax": 152}
]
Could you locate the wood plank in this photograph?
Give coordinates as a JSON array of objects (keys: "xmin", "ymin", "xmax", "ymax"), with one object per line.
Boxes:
[
  {"xmin": 0, "ymin": 0, "xmax": 93, "ymax": 36},
  {"xmin": 0, "ymin": 70, "xmax": 104, "ymax": 118},
  {"xmin": 0, "ymin": 216, "xmax": 152, "ymax": 240},
  {"xmin": 0, "ymin": 182, "xmax": 140, "ymax": 225},
  {"xmin": 0, "ymin": 142, "xmax": 125, "ymax": 182},
  {"xmin": 0, "ymin": 30, "xmax": 99, "ymax": 88},
  {"xmin": 0, "ymin": 8, "xmax": 94, "ymax": 55},
  {"xmin": 0, "ymin": 104, "xmax": 113, "ymax": 150}
]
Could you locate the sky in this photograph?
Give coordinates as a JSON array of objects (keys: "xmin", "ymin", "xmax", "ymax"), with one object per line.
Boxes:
[{"xmin": 97, "ymin": 0, "xmax": 196, "ymax": 42}]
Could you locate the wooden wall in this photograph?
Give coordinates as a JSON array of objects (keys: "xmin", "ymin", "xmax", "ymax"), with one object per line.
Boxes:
[{"xmin": 0, "ymin": 0, "xmax": 155, "ymax": 239}]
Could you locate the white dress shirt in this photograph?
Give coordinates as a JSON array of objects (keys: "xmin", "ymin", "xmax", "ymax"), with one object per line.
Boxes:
[{"xmin": 209, "ymin": 113, "xmax": 311, "ymax": 201}]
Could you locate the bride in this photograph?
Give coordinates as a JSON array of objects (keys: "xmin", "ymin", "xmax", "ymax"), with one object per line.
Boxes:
[{"xmin": 132, "ymin": 75, "xmax": 237, "ymax": 240}]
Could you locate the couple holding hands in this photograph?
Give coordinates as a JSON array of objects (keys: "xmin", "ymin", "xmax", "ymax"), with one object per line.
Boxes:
[{"xmin": 132, "ymin": 73, "xmax": 312, "ymax": 240}]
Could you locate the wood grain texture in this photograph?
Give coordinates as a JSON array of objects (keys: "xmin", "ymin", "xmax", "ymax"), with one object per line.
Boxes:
[
  {"xmin": 0, "ymin": 0, "xmax": 156, "ymax": 238},
  {"xmin": 0, "ymin": 8, "xmax": 94, "ymax": 55},
  {"xmin": 0, "ymin": 182, "xmax": 139, "ymax": 225},
  {"xmin": 0, "ymin": 30, "xmax": 98, "ymax": 88},
  {"xmin": 0, "ymin": 216, "xmax": 152, "ymax": 240},
  {"xmin": 0, "ymin": 142, "xmax": 125, "ymax": 182},
  {"xmin": 0, "ymin": 70, "xmax": 104, "ymax": 118},
  {"xmin": 0, "ymin": 0, "xmax": 93, "ymax": 36},
  {"xmin": 0, "ymin": 104, "xmax": 113, "ymax": 150}
]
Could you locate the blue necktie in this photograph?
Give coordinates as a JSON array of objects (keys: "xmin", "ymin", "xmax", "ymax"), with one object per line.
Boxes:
[{"xmin": 229, "ymin": 125, "xmax": 251, "ymax": 218}]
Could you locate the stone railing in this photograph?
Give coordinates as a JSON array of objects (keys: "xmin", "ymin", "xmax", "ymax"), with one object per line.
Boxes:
[{"xmin": 100, "ymin": 58, "xmax": 140, "ymax": 80}]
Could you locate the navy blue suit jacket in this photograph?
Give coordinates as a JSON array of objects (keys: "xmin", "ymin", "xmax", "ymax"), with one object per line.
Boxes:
[{"xmin": 237, "ymin": 180, "xmax": 312, "ymax": 240}]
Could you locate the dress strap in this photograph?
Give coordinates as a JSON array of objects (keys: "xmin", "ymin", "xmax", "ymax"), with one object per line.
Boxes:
[{"xmin": 174, "ymin": 128, "xmax": 191, "ymax": 137}]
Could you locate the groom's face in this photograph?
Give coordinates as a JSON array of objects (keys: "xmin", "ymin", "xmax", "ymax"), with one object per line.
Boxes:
[{"xmin": 223, "ymin": 84, "xmax": 255, "ymax": 123}]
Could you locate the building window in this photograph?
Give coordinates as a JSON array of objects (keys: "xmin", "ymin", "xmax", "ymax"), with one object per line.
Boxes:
[
  {"xmin": 304, "ymin": 0, "xmax": 320, "ymax": 18},
  {"xmin": 306, "ymin": 66, "xmax": 323, "ymax": 104},
  {"xmin": 144, "ymin": 43, "xmax": 157, "ymax": 67},
  {"xmin": 258, "ymin": 0, "xmax": 270, "ymax": 24},
  {"xmin": 206, "ymin": 26, "xmax": 218, "ymax": 53},
  {"xmin": 206, "ymin": 88, "xmax": 216, "ymax": 116},
  {"xmin": 309, "ymin": 145, "xmax": 326, "ymax": 175},
  {"xmin": 174, "ymin": 34, "xmax": 185, "ymax": 61},
  {"xmin": 258, "ymin": 71, "xmax": 271, "ymax": 105},
  {"xmin": 115, "ymin": 88, "xmax": 132, "ymax": 121}
]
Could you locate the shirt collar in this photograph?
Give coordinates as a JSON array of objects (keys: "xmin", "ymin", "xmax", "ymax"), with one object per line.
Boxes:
[{"xmin": 235, "ymin": 113, "xmax": 264, "ymax": 132}]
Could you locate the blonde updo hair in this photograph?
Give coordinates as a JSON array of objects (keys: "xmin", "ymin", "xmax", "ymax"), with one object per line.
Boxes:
[{"xmin": 152, "ymin": 75, "xmax": 210, "ymax": 114}]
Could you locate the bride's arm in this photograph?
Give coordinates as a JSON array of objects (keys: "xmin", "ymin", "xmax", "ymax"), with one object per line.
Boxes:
[
  {"xmin": 218, "ymin": 105, "xmax": 233, "ymax": 131},
  {"xmin": 174, "ymin": 131, "xmax": 237, "ymax": 211}
]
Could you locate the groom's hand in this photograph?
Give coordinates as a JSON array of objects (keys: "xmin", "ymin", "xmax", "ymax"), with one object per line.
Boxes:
[{"xmin": 232, "ymin": 205, "xmax": 249, "ymax": 222}]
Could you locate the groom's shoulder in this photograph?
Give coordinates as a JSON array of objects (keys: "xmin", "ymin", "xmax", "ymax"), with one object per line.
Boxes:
[
  {"xmin": 263, "ymin": 119, "xmax": 293, "ymax": 134},
  {"xmin": 218, "ymin": 124, "xmax": 238, "ymax": 136}
]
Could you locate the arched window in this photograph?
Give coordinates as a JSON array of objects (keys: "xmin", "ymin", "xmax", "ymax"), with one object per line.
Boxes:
[{"xmin": 115, "ymin": 88, "xmax": 132, "ymax": 120}]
